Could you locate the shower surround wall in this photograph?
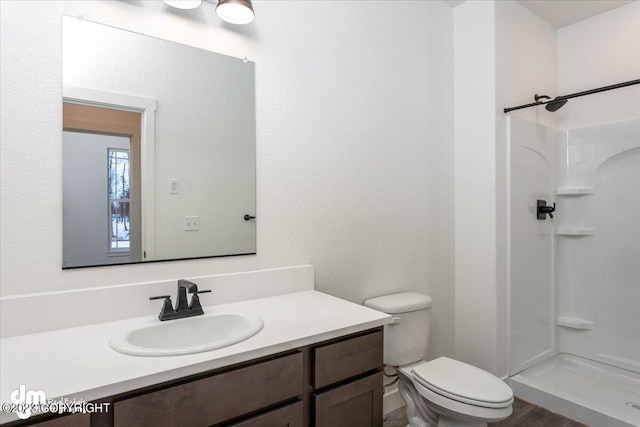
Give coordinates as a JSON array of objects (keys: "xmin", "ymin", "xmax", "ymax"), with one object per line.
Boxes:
[
  {"xmin": 508, "ymin": 118, "xmax": 640, "ymax": 377},
  {"xmin": 507, "ymin": 116, "xmax": 559, "ymax": 376},
  {"xmin": 506, "ymin": 7, "xmax": 640, "ymax": 425},
  {"xmin": 556, "ymin": 119, "xmax": 640, "ymax": 374},
  {"xmin": 508, "ymin": 117, "xmax": 640, "ymax": 427}
]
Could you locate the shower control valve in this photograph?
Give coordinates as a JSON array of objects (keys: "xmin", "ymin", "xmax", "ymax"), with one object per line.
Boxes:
[{"xmin": 537, "ymin": 200, "xmax": 556, "ymax": 220}]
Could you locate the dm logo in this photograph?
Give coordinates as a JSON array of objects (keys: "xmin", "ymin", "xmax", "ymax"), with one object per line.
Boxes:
[{"xmin": 10, "ymin": 385, "xmax": 46, "ymax": 419}]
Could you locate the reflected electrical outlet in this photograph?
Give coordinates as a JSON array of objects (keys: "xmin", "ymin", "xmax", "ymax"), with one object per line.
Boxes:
[{"xmin": 184, "ymin": 216, "xmax": 199, "ymax": 231}]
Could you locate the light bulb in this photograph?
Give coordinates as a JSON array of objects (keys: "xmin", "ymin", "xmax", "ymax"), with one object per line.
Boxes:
[
  {"xmin": 163, "ymin": 0, "xmax": 202, "ymax": 10},
  {"xmin": 216, "ymin": 0, "xmax": 255, "ymax": 25}
]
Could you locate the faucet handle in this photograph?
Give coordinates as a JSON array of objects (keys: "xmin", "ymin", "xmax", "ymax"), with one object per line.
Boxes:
[
  {"xmin": 188, "ymin": 290, "xmax": 210, "ymax": 314},
  {"xmin": 150, "ymin": 295, "xmax": 176, "ymax": 321}
]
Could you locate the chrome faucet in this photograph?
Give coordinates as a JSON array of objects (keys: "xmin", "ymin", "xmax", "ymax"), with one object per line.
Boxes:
[{"xmin": 150, "ymin": 279, "xmax": 211, "ymax": 321}]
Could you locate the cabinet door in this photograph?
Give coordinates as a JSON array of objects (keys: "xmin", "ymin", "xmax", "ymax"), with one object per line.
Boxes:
[
  {"xmin": 229, "ymin": 401, "xmax": 303, "ymax": 427},
  {"xmin": 314, "ymin": 330, "xmax": 382, "ymax": 389},
  {"xmin": 314, "ymin": 372, "xmax": 382, "ymax": 427},
  {"xmin": 114, "ymin": 352, "xmax": 302, "ymax": 427},
  {"xmin": 27, "ymin": 413, "xmax": 90, "ymax": 427}
]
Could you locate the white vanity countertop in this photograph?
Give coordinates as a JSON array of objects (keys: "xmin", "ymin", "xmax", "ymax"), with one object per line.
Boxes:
[{"xmin": 0, "ymin": 290, "xmax": 390, "ymax": 423}]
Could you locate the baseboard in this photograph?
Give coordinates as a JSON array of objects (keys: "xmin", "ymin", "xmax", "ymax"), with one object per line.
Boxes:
[{"xmin": 384, "ymin": 386, "xmax": 405, "ymax": 414}]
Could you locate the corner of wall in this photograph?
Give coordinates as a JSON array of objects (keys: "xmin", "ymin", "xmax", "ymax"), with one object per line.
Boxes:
[
  {"xmin": 494, "ymin": 0, "xmax": 558, "ymax": 378},
  {"xmin": 454, "ymin": 0, "xmax": 499, "ymax": 373}
]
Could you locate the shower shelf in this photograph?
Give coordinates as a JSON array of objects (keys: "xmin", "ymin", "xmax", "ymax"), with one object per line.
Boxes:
[
  {"xmin": 556, "ymin": 227, "xmax": 595, "ymax": 236},
  {"xmin": 556, "ymin": 187, "xmax": 594, "ymax": 196},
  {"xmin": 557, "ymin": 316, "xmax": 595, "ymax": 330}
]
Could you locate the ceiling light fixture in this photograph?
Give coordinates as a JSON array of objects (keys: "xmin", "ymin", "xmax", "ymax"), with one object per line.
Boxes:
[
  {"xmin": 216, "ymin": 0, "xmax": 255, "ymax": 25},
  {"xmin": 163, "ymin": 0, "xmax": 203, "ymax": 10},
  {"xmin": 163, "ymin": 0, "xmax": 255, "ymax": 25}
]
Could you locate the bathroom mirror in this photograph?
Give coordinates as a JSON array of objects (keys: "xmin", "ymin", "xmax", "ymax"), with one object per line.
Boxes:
[{"xmin": 62, "ymin": 17, "xmax": 256, "ymax": 269}]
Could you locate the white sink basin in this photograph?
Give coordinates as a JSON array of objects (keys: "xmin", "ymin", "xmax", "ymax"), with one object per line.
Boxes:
[{"xmin": 109, "ymin": 311, "xmax": 264, "ymax": 356}]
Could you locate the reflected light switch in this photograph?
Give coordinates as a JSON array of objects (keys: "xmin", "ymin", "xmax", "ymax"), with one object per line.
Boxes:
[{"xmin": 170, "ymin": 179, "xmax": 179, "ymax": 194}]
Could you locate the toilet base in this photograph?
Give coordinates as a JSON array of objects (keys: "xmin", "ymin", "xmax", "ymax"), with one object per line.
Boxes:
[
  {"xmin": 437, "ymin": 417, "xmax": 486, "ymax": 427},
  {"xmin": 399, "ymin": 374, "xmax": 438, "ymax": 427},
  {"xmin": 398, "ymin": 372, "xmax": 507, "ymax": 427}
]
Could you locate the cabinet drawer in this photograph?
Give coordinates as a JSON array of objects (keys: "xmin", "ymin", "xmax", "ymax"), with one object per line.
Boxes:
[
  {"xmin": 27, "ymin": 413, "xmax": 90, "ymax": 427},
  {"xmin": 314, "ymin": 372, "xmax": 383, "ymax": 427},
  {"xmin": 229, "ymin": 401, "xmax": 303, "ymax": 427},
  {"xmin": 113, "ymin": 352, "xmax": 303, "ymax": 427},
  {"xmin": 314, "ymin": 330, "xmax": 383, "ymax": 389}
]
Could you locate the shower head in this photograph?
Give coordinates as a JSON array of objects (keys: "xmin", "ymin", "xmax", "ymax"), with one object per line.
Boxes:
[
  {"xmin": 534, "ymin": 94, "xmax": 567, "ymax": 112},
  {"xmin": 545, "ymin": 97, "xmax": 568, "ymax": 112}
]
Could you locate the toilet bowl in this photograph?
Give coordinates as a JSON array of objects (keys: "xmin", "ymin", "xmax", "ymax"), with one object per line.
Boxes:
[{"xmin": 364, "ymin": 293, "xmax": 513, "ymax": 427}]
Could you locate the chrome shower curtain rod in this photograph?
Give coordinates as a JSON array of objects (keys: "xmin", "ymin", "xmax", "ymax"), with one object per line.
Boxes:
[{"xmin": 503, "ymin": 78, "xmax": 640, "ymax": 113}]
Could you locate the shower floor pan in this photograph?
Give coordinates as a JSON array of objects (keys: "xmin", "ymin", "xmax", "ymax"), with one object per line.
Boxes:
[{"xmin": 509, "ymin": 353, "xmax": 640, "ymax": 427}]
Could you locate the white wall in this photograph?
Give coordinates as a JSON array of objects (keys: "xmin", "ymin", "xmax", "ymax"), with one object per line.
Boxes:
[
  {"xmin": 454, "ymin": 0, "xmax": 497, "ymax": 373},
  {"xmin": 557, "ymin": 1, "xmax": 640, "ymax": 130},
  {"xmin": 0, "ymin": 1, "xmax": 454, "ymax": 358},
  {"xmin": 496, "ymin": 0, "xmax": 558, "ymax": 378},
  {"xmin": 496, "ymin": 1, "xmax": 558, "ymax": 129},
  {"xmin": 455, "ymin": 0, "xmax": 557, "ymax": 376}
]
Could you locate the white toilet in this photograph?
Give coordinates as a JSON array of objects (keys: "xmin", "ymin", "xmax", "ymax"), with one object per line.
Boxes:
[{"xmin": 364, "ymin": 292, "xmax": 513, "ymax": 427}]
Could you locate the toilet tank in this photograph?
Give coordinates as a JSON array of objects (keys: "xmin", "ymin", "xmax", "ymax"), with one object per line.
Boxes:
[{"xmin": 364, "ymin": 292, "xmax": 433, "ymax": 367}]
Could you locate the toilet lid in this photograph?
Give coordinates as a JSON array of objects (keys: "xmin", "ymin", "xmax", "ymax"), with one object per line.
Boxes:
[{"xmin": 411, "ymin": 357, "xmax": 513, "ymax": 408}]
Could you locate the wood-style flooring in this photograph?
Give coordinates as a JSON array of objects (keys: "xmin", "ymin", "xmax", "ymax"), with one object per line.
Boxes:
[{"xmin": 383, "ymin": 397, "xmax": 589, "ymax": 427}]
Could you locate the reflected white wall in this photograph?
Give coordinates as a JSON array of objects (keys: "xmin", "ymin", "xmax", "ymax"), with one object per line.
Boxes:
[{"xmin": 63, "ymin": 131, "xmax": 131, "ymax": 266}]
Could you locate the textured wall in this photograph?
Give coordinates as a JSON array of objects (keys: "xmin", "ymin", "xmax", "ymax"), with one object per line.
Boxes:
[
  {"xmin": 557, "ymin": 1, "xmax": 640, "ymax": 130},
  {"xmin": 454, "ymin": 0, "xmax": 498, "ymax": 374},
  {"xmin": 455, "ymin": 0, "xmax": 557, "ymax": 376},
  {"xmin": 495, "ymin": 0, "xmax": 558, "ymax": 378},
  {"xmin": 0, "ymin": 1, "xmax": 454, "ymax": 358}
]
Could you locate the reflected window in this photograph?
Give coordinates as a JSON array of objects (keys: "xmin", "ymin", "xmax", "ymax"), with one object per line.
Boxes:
[{"xmin": 108, "ymin": 148, "xmax": 130, "ymax": 251}]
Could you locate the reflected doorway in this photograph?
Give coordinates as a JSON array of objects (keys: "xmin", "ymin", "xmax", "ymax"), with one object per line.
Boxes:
[{"xmin": 63, "ymin": 103, "xmax": 142, "ymax": 267}]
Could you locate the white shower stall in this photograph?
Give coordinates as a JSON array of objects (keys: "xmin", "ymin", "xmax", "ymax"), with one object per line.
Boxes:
[{"xmin": 507, "ymin": 115, "xmax": 640, "ymax": 427}]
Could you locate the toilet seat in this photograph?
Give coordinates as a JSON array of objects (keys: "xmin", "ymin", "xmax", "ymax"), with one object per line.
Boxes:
[
  {"xmin": 409, "ymin": 376, "xmax": 513, "ymax": 424},
  {"xmin": 410, "ymin": 357, "xmax": 513, "ymax": 409}
]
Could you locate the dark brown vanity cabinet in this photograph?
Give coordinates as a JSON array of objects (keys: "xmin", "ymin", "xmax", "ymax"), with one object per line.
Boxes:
[
  {"xmin": 8, "ymin": 328, "xmax": 383, "ymax": 427},
  {"xmin": 313, "ymin": 330, "xmax": 384, "ymax": 427},
  {"xmin": 113, "ymin": 352, "xmax": 304, "ymax": 427},
  {"xmin": 25, "ymin": 414, "xmax": 90, "ymax": 427},
  {"xmin": 314, "ymin": 374, "xmax": 383, "ymax": 427},
  {"xmin": 229, "ymin": 402, "xmax": 303, "ymax": 427}
]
